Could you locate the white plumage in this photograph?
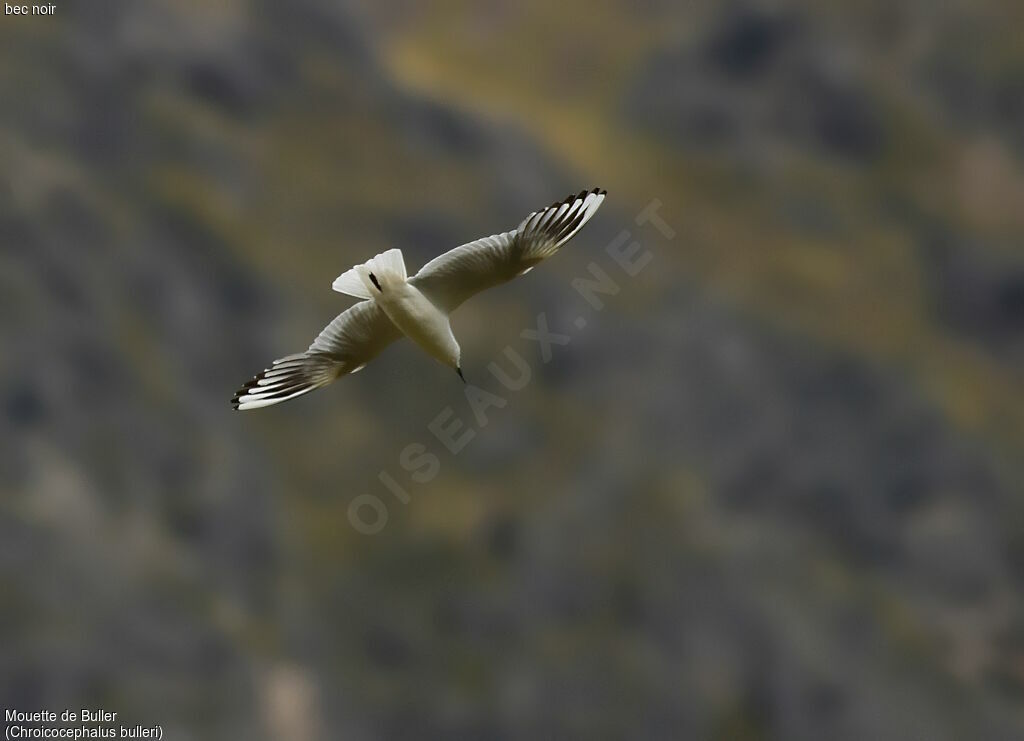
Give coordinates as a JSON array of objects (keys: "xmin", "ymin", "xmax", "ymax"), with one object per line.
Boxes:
[{"xmin": 233, "ymin": 188, "xmax": 606, "ymax": 410}]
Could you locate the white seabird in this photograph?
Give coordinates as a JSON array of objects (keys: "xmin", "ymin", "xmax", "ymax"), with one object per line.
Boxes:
[{"xmin": 232, "ymin": 188, "xmax": 606, "ymax": 410}]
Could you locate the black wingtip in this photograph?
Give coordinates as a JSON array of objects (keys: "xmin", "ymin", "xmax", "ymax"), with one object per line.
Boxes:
[
  {"xmin": 551, "ymin": 188, "xmax": 605, "ymax": 209},
  {"xmin": 230, "ymin": 368, "xmax": 268, "ymax": 410},
  {"xmin": 456, "ymin": 366, "xmax": 466, "ymax": 384},
  {"xmin": 231, "ymin": 387, "xmax": 248, "ymax": 409}
]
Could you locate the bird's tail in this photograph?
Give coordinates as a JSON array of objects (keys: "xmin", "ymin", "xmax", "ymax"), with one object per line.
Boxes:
[
  {"xmin": 332, "ymin": 248, "xmax": 407, "ymax": 298},
  {"xmin": 232, "ymin": 351, "xmax": 342, "ymax": 410}
]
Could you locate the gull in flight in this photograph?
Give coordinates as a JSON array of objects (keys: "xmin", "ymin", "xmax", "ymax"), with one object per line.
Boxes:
[{"xmin": 232, "ymin": 188, "xmax": 607, "ymax": 410}]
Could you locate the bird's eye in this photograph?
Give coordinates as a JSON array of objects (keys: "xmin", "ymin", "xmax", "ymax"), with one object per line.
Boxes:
[{"xmin": 369, "ymin": 273, "xmax": 382, "ymax": 291}]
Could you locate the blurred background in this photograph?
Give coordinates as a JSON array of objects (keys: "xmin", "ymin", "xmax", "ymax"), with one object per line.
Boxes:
[{"xmin": 3, "ymin": 0, "xmax": 1024, "ymax": 738}]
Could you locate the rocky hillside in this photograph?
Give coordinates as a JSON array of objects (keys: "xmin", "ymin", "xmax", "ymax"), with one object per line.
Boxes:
[{"xmin": 2, "ymin": 1, "xmax": 1023, "ymax": 738}]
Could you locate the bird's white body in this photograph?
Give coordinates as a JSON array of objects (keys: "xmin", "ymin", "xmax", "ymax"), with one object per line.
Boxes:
[
  {"xmin": 233, "ymin": 188, "xmax": 606, "ymax": 410},
  {"xmin": 340, "ymin": 244, "xmax": 461, "ymax": 370},
  {"xmin": 375, "ymin": 280, "xmax": 460, "ymax": 370}
]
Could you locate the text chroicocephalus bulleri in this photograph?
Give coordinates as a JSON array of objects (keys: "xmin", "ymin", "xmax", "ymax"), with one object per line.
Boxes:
[{"xmin": 232, "ymin": 188, "xmax": 606, "ymax": 410}]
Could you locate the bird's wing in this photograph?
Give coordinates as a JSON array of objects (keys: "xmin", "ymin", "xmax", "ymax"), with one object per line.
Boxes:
[
  {"xmin": 410, "ymin": 188, "xmax": 606, "ymax": 313},
  {"xmin": 232, "ymin": 299, "xmax": 402, "ymax": 410}
]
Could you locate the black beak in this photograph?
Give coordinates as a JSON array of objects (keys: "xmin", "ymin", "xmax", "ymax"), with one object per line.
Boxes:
[{"xmin": 456, "ymin": 367, "xmax": 466, "ymax": 384}]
